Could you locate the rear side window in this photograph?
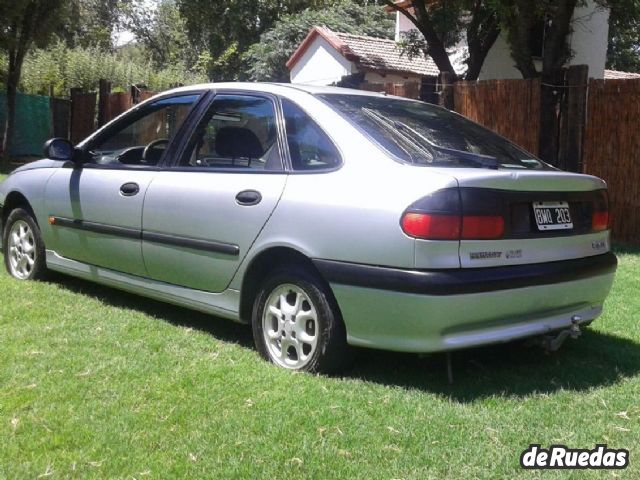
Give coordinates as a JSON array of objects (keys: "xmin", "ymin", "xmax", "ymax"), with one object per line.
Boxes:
[{"xmin": 282, "ymin": 99, "xmax": 341, "ymax": 171}]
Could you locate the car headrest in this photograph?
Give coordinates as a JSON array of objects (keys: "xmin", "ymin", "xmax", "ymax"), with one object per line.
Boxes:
[{"xmin": 215, "ymin": 126, "xmax": 264, "ymax": 159}]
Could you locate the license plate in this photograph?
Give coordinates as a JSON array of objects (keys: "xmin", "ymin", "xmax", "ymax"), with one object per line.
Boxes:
[{"xmin": 532, "ymin": 201, "xmax": 573, "ymax": 230}]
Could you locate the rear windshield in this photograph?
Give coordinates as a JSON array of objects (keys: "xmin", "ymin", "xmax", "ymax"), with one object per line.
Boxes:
[{"xmin": 319, "ymin": 94, "xmax": 549, "ymax": 170}]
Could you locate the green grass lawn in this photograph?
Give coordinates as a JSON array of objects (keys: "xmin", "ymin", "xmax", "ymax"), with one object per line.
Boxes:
[{"xmin": 1, "ymin": 182, "xmax": 638, "ymax": 478}]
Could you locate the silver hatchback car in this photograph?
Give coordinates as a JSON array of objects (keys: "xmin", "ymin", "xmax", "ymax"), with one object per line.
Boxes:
[{"xmin": 0, "ymin": 83, "xmax": 616, "ymax": 372}]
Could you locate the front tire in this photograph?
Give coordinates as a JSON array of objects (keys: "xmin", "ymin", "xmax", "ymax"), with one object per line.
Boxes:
[
  {"xmin": 3, "ymin": 208, "xmax": 47, "ymax": 281},
  {"xmin": 252, "ymin": 266, "xmax": 350, "ymax": 373}
]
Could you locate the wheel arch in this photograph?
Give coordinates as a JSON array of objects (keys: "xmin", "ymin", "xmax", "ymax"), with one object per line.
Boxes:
[
  {"xmin": 2, "ymin": 191, "xmax": 37, "ymax": 227},
  {"xmin": 238, "ymin": 246, "xmax": 338, "ymax": 324}
]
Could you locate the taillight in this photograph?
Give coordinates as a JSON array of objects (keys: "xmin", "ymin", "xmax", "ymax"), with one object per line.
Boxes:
[
  {"xmin": 401, "ymin": 213, "xmax": 461, "ymax": 240},
  {"xmin": 401, "ymin": 188, "xmax": 506, "ymax": 240},
  {"xmin": 461, "ymin": 215, "xmax": 505, "ymax": 239},
  {"xmin": 592, "ymin": 191, "xmax": 609, "ymax": 231},
  {"xmin": 401, "ymin": 212, "xmax": 504, "ymax": 240},
  {"xmin": 592, "ymin": 211, "xmax": 609, "ymax": 231}
]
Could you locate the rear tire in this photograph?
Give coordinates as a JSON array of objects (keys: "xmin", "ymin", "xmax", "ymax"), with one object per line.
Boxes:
[
  {"xmin": 3, "ymin": 208, "xmax": 47, "ymax": 281},
  {"xmin": 252, "ymin": 265, "xmax": 351, "ymax": 373}
]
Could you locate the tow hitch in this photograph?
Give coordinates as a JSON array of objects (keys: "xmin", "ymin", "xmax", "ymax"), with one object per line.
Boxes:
[{"xmin": 528, "ymin": 315, "xmax": 583, "ymax": 352}]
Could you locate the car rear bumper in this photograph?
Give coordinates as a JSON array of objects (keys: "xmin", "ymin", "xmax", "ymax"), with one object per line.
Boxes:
[{"xmin": 314, "ymin": 253, "xmax": 617, "ymax": 352}]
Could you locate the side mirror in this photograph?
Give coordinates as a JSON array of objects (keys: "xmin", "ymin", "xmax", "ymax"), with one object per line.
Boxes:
[{"xmin": 43, "ymin": 138, "xmax": 75, "ymax": 161}]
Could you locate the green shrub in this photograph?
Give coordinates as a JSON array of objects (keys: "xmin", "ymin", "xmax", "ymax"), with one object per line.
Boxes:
[{"xmin": 16, "ymin": 42, "xmax": 208, "ymax": 97}]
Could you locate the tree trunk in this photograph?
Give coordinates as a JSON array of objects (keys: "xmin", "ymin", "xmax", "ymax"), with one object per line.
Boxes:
[
  {"xmin": 1, "ymin": 13, "xmax": 32, "ymax": 172},
  {"xmin": 538, "ymin": 68, "xmax": 565, "ymax": 165},
  {"xmin": 542, "ymin": 0, "xmax": 578, "ymax": 73},
  {"xmin": 411, "ymin": 0, "xmax": 457, "ymax": 77},
  {"xmin": 383, "ymin": 0, "xmax": 457, "ymax": 78},
  {"xmin": 537, "ymin": 0, "xmax": 578, "ymax": 166},
  {"xmin": 506, "ymin": 0, "xmax": 538, "ymax": 79},
  {"xmin": 465, "ymin": 4, "xmax": 500, "ymax": 81},
  {"xmin": 2, "ymin": 78, "xmax": 18, "ymax": 171},
  {"xmin": 2, "ymin": 49, "xmax": 21, "ymax": 172},
  {"xmin": 2, "ymin": 49, "xmax": 28, "ymax": 171}
]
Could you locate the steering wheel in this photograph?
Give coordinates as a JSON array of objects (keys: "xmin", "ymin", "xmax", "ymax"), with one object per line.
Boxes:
[{"xmin": 142, "ymin": 138, "xmax": 170, "ymax": 163}]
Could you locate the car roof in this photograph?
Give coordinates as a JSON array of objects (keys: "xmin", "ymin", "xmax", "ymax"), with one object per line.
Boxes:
[{"xmin": 163, "ymin": 82, "xmax": 409, "ymax": 100}]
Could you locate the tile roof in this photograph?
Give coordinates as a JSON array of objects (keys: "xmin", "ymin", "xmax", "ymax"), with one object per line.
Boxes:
[
  {"xmin": 334, "ymin": 31, "xmax": 440, "ymax": 76},
  {"xmin": 287, "ymin": 27, "xmax": 440, "ymax": 77},
  {"xmin": 604, "ymin": 69, "xmax": 640, "ymax": 79}
]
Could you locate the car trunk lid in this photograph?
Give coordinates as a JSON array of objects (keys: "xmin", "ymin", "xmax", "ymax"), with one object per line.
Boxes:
[{"xmin": 449, "ymin": 169, "xmax": 611, "ymax": 268}]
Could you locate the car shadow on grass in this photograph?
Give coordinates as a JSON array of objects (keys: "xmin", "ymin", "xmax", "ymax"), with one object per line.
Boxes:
[
  {"xmin": 50, "ymin": 272, "xmax": 640, "ymax": 401},
  {"xmin": 348, "ymin": 331, "xmax": 640, "ymax": 401},
  {"xmin": 49, "ymin": 272, "xmax": 254, "ymax": 349}
]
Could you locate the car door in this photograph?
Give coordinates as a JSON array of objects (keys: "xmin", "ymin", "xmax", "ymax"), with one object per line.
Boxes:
[
  {"xmin": 44, "ymin": 93, "xmax": 202, "ymax": 277},
  {"xmin": 141, "ymin": 93, "xmax": 288, "ymax": 292}
]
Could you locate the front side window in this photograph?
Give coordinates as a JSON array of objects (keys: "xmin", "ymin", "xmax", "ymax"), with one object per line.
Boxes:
[
  {"xmin": 89, "ymin": 94, "xmax": 200, "ymax": 166},
  {"xmin": 320, "ymin": 94, "xmax": 549, "ymax": 170},
  {"xmin": 182, "ymin": 95, "xmax": 283, "ymax": 171},
  {"xmin": 282, "ymin": 99, "xmax": 341, "ymax": 171}
]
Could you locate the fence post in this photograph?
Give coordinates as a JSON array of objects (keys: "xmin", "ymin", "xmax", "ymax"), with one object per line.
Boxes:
[
  {"xmin": 97, "ymin": 79, "xmax": 112, "ymax": 128},
  {"xmin": 130, "ymin": 85, "xmax": 140, "ymax": 105},
  {"xmin": 557, "ymin": 64, "xmax": 588, "ymax": 172},
  {"xmin": 538, "ymin": 68, "xmax": 566, "ymax": 166},
  {"xmin": 70, "ymin": 88, "xmax": 97, "ymax": 145},
  {"xmin": 438, "ymin": 72, "xmax": 455, "ymax": 110}
]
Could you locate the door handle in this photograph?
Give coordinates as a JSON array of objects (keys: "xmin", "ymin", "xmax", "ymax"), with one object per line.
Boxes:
[
  {"xmin": 120, "ymin": 182, "xmax": 140, "ymax": 196},
  {"xmin": 235, "ymin": 190, "xmax": 262, "ymax": 206}
]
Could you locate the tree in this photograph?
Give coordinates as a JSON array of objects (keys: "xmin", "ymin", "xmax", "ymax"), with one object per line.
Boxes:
[
  {"xmin": 497, "ymin": 0, "xmax": 581, "ymax": 80},
  {"xmin": 606, "ymin": 0, "xmax": 640, "ymax": 72},
  {"xmin": 123, "ymin": 0, "xmax": 197, "ymax": 69},
  {"xmin": 61, "ymin": 0, "xmax": 130, "ymax": 50},
  {"xmin": 244, "ymin": 1, "xmax": 394, "ymax": 82},
  {"xmin": 0, "ymin": 0, "xmax": 70, "ymax": 168},
  {"xmin": 177, "ymin": 0, "xmax": 339, "ymax": 80},
  {"xmin": 19, "ymin": 41, "xmax": 208, "ymax": 97},
  {"xmin": 495, "ymin": 1, "xmax": 636, "ymax": 163},
  {"xmin": 383, "ymin": 0, "xmax": 501, "ymax": 80}
]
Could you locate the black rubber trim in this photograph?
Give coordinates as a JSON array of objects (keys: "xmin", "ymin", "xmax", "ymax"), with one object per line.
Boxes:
[
  {"xmin": 142, "ymin": 231, "xmax": 239, "ymax": 256},
  {"xmin": 52, "ymin": 217, "xmax": 140, "ymax": 239},
  {"xmin": 313, "ymin": 252, "xmax": 617, "ymax": 295},
  {"xmin": 51, "ymin": 216, "xmax": 240, "ymax": 256}
]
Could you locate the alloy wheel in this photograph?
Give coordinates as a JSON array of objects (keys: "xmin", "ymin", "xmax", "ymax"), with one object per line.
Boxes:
[
  {"xmin": 262, "ymin": 283, "xmax": 319, "ymax": 369},
  {"xmin": 7, "ymin": 220, "xmax": 36, "ymax": 280}
]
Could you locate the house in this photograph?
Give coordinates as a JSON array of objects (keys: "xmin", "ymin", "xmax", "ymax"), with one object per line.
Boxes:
[
  {"xmin": 390, "ymin": 0, "xmax": 611, "ymax": 80},
  {"xmin": 286, "ymin": 26, "xmax": 455, "ymax": 99},
  {"xmin": 288, "ymin": 0, "xmax": 612, "ymax": 89}
]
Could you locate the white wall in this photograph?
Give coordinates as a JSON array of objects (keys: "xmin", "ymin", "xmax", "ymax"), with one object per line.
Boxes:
[
  {"xmin": 568, "ymin": 0, "xmax": 610, "ymax": 79},
  {"xmin": 479, "ymin": 33, "xmax": 524, "ymax": 80},
  {"xmin": 395, "ymin": 11, "xmax": 416, "ymax": 42},
  {"xmin": 290, "ymin": 36, "xmax": 357, "ymax": 85}
]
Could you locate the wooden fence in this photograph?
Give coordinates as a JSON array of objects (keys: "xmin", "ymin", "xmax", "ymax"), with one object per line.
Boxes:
[
  {"xmin": 70, "ymin": 86, "xmax": 156, "ymax": 144},
  {"xmin": 453, "ymin": 79, "xmax": 540, "ymax": 156},
  {"xmin": 583, "ymin": 79, "xmax": 640, "ymax": 244},
  {"xmin": 449, "ymin": 76, "xmax": 640, "ymax": 245},
  {"xmin": 69, "ymin": 90, "xmax": 96, "ymax": 145},
  {"xmin": 360, "ymin": 81, "xmax": 421, "ymax": 100}
]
